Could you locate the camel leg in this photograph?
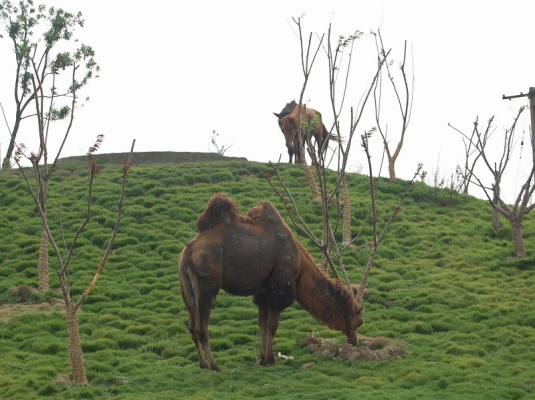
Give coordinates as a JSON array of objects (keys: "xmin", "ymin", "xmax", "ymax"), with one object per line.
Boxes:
[
  {"xmin": 256, "ymin": 296, "xmax": 268, "ymax": 363},
  {"xmin": 294, "ymin": 141, "xmax": 301, "ymax": 164},
  {"xmin": 181, "ymin": 269, "xmax": 221, "ymax": 371},
  {"xmin": 188, "ymin": 313, "xmax": 210, "ymax": 369},
  {"xmin": 192, "ymin": 278, "xmax": 221, "ymax": 372},
  {"xmin": 254, "ymin": 294, "xmax": 282, "ymax": 367},
  {"xmin": 197, "ymin": 319, "xmax": 220, "ymax": 372},
  {"xmin": 187, "ymin": 304, "xmax": 220, "ymax": 372},
  {"xmin": 179, "ymin": 270, "xmax": 211, "ymax": 369},
  {"xmin": 262, "ymin": 306, "xmax": 282, "ymax": 366},
  {"xmin": 288, "ymin": 147, "xmax": 293, "ymax": 164}
]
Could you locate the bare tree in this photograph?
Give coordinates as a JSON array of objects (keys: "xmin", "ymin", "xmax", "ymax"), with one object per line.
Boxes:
[
  {"xmin": 291, "ymin": 15, "xmax": 323, "ymax": 201},
  {"xmin": 209, "ymin": 130, "xmax": 233, "ymax": 156},
  {"xmin": 14, "ymin": 138, "xmax": 135, "ymax": 384},
  {"xmin": 450, "ymin": 116, "xmax": 500, "ymax": 227},
  {"xmin": 451, "ymin": 107, "xmax": 535, "ymax": 257},
  {"xmin": 454, "ymin": 117, "xmax": 487, "ymax": 195},
  {"xmin": 267, "ymin": 21, "xmax": 422, "ymax": 342},
  {"xmin": 372, "ymin": 30, "xmax": 414, "ymax": 180},
  {"xmin": 323, "ymin": 25, "xmax": 362, "ymax": 246}
]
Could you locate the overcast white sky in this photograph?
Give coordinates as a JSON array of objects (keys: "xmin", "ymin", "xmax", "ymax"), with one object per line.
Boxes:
[{"xmin": 1, "ymin": 1, "xmax": 534, "ymax": 202}]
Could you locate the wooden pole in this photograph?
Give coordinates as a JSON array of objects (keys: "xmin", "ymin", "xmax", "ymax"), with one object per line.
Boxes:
[
  {"xmin": 528, "ymin": 87, "xmax": 535, "ymax": 161},
  {"xmin": 503, "ymin": 87, "xmax": 535, "ymax": 160}
]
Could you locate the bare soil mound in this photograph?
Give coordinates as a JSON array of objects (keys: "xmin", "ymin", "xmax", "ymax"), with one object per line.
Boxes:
[{"xmin": 298, "ymin": 336, "xmax": 408, "ymax": 362}]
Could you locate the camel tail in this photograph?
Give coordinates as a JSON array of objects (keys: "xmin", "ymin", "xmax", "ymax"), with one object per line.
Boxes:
[
  {"xmin": 196, "ymin": 193, "xmax": 238, "ymax": 231},
  {"xmin": 322, "ymin": 125, "xmax": 338, "ymax": 144}
]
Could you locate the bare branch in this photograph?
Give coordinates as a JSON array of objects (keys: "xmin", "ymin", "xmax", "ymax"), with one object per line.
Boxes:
[
  {"xmin": 76, "ymin": 139, "xmax": 136, "ymax": 309},
  {"xmin": 372, "ymin": 30, "xmax": 413, "ymax": 180}
]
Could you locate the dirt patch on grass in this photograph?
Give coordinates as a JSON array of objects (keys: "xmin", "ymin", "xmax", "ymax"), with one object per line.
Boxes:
[
  {"xmin": 298, "ymin": 336, "xmax": 408, "ymax": 362},
  {"xmin": 0, "ymin": 298, "xmax": 65, "ymax": 322}
]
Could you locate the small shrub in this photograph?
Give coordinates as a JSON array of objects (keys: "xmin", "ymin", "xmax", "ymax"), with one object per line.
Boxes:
[
  {"xmin": 438, "ymin": 377, "xmax": 449, "ymax": 390},
  {"xmin": 37, "ymin": 383, "xmax": 57, "ymax": 397},
  {"xmin": 34, "ymin": 340, "xmax": 63, "ymax": 355},
  {"xmin": 210, "ymin": 171, "xmax": 233, "ymax": 183},
  {"xmin": 125, "ymin": 324, "xmax": 153, "ymax": 335},
  {"xmin": 113, "ymin": 236, "xmax": 140, "ymax": 247},
  {"xmin": 8, "ymin": 285, "xmax": 44, "ymax": 304},
  {"xmin": 1, "ymin": 194, "xmax": 20, "ymax": 206},
  {"xmin": 36, "ymin": 319, "xmax": 65, "ymax": 334},
  {"xmin": 82, "ymin": 338, "xmax": 119, "ymax": 352},
  {"xmin": 91, "ymin": 233, "xmax": 110, "ymax": 248},
  {"xmin": 118, "ymin": 334, "xmax": 148, "ymax": 350},
  {"xmin": 210, "ymin": 338, "xmax": 233, "ymax": 351}
]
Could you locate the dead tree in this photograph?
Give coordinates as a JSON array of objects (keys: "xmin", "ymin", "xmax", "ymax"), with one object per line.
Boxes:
[
  {"xmin": 324, "ymin": 25, "xmax": 363, "ymax": 246},
  {"xmin": 456, "ymin": 117, "xmax": 486, "ymax": 195},
  {"xmin": 14, "ymin": 138, "xmax": 135, "ymax": 384},
  {"xmin": 458, "ymin": 118, "xmax": 490, "ymax": 194},
  {"xmin": 452, "ymin": 107, "xmax": 535, "ymax": 257},
  {"xmin": 449, "ymin": 116, "xmax": 499, "ymax": 227},
  {"xmin": 372, "ymin": 31, "xmax": 414, "ymax": 180},
  {"xmin": 291, "ymin": 15, "xmax": 323, "ymax": 201},
  {"xmin": 267, "ymin": 21, "xmax": 422, "ymax": 342}
]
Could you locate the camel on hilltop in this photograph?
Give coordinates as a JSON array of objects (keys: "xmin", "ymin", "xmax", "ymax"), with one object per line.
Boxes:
[{"xmin": 273, "ymin": 100, "xmax": 336, "ymax": 164}]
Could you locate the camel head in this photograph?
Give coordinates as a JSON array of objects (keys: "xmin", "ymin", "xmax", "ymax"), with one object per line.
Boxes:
[
  {"xmin": 279, "ymin": 117, "xmax": 296, "ymax": 148},
  {"xmin": 344, "ymin": 284, "xmax": 366, "ymax": 345},
  {"xmin": 273, "ymin": 100, "xmax": 297, "ymax": 119}
]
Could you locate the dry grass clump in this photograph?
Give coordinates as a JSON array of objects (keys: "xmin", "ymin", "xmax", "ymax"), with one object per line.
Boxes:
[
  {"xmin": 0, "ymin": 297, "xmax": 65, "ymax": 322},
  {"xmin": 298, "ymin": 335, "xmax": 408, "ymax": 362}
]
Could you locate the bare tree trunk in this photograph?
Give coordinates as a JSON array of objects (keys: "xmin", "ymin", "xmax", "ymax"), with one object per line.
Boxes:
[
  {"xmin": 491, "ymin": 208, "xmax": 501, "ymax": 231},
  {"xmin": 37, "ymin": 174, "xmax": 50, "ymax": 292},
  {"xmin": 300, "ymin": 153, "xmax": 321, "ymax": 202},
  {"xmin": 2, "ymin": 156, "xmax": 12, "ymax": 169},
  {"xmin": 373, "ymin": 34, "xmax": 412, "ymax": 182},
  {"xmin": 65, "ymin": 302, "xmax": 87, "ymax": 384},
  {"xmin": 388, "ymin": 159, "xmax": 397, "ymax": 180},
  {"xmin": 2, "ymin": 119, "xmax": 20, "ymax": 169},
  {"xmin": 38, "ymin": 227, "xmax": 50, "ymax": 291},
  {"xmin": 491, "ymin": 191, "xmax": 501, "ymax": 231},
  {"xmin": 491, "ymin": 178, "xmax": 502, "ymax": 231},
  {"xmin": 342, "ymin": 176, "xmax": 351, "ymax": 245},
  {"xmin": 511, "ymin": 218, "xmax": 526, "ymax": 257}
]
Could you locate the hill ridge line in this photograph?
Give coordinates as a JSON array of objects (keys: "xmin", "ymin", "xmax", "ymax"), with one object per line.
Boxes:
[{"xmin": 59, "ymin": 151, "xmax": 248, "ymax": 164}]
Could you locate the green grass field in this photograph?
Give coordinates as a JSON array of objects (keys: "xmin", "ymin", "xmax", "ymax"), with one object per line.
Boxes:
[{"xmin": 0, "ymin": 157, "xmax": 534, "ymax": 399}]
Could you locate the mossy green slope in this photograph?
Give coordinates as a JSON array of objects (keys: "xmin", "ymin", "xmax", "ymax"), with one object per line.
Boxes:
[{"xmin": 0, "ymin": 159, "xmax": 533, "ymax": 399}]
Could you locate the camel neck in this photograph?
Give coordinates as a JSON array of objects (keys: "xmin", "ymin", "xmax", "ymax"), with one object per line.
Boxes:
[{"xmin": 295, "ymin": 248, "xmax": 349, "ymax": 332}]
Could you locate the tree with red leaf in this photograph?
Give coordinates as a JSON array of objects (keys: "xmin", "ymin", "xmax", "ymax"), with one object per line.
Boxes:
[{"xmin": 15, "ymin": 137, "xmax": 135, "ymax": 384}]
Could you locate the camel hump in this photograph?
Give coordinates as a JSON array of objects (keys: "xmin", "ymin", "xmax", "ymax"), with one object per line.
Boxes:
[
  {"xmin": 196, "ymin": 194, "xmax": 239, "ymax": 231},
  {"xmin": 243, "ymin": 201, "xmax": 283, "ymax": 224},
  {"xmin": 258, "ymin": 201, "xmax": 285, "ymax": 224}
]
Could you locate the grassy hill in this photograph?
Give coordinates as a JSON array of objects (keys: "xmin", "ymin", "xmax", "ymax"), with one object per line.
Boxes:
[{"xmin": 0, "ymin": 155, "xmax": 534, "ymax": 399}]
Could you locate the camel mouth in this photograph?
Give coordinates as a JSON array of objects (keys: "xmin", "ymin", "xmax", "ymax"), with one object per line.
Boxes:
[{"xmin": 347, "ymin": 335, "xmax": 358, "ymax": 346}]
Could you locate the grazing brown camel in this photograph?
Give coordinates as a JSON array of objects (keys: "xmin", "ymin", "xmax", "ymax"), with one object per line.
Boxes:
[
  {"xmin": 274, "ymin": 101, "xmax": 336, "ymax": 164},
  {"xmin": 178, "ymin": 194, "xmax": 364, "ymax": 371}
]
